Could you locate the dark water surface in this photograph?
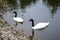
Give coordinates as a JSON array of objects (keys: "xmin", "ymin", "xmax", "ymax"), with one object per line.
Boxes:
[{"xmin": 2, "ymin": 0, "xmax": 60, "ymax": 40}]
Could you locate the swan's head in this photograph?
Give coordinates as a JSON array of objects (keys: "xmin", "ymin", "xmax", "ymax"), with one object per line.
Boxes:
[
  {"xmin": 13, "ymin": 11, "xmax": 17, "ymax": 17},
  {"xmin": 29, "ymin": 19, "xmax": 33, "ymax": 22},
  {"xmin": 13, "ymin": 11, "xmax": 17, "ymax": 14}
]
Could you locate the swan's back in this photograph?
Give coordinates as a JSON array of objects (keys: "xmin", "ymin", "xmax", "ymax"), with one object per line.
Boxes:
[
  {"xmin": 13, "ymin": 17, "xmax": 23, "ymax": 22},
  {"xmin": 32, "ymin": 22, "xmax": 49, "ymax": 29}
]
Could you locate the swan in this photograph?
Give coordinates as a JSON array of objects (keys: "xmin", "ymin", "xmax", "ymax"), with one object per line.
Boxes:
[
  {"xmin": 13, "ymin": 11, "xmax": 23, "ymax": 23},
  {"xmin": 29, "ymin": 19, "xmax": 49, "ymax": 29}
]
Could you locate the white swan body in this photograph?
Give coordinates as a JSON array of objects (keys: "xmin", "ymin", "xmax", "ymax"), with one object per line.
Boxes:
[
  {"xmin": 13, "ymin": 11, "xmax": 23, "ymax": 22},
  {"xmin": 29, "ymin": 19, "xmax": 49, "ymax": 30},
  {"xmin": 32, "ymin": 22, "xmax": 49, "ymax": 29},
  {"xmin": 13, "ymin": 17, "xmax": 23, "ymax": 22}
]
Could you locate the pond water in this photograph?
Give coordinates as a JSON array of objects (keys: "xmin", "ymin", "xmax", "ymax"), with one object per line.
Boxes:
[{"xmin": 2, "ymin": 0, "xmax": 60, "ymax": 40}]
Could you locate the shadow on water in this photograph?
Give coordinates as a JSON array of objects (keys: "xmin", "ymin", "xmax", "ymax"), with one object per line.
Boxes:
[
  {"xmin": 15, "ymin": 22, "xmax": 23, "ymax": 26},
  {"xmin": 0, "ymin": 0, "xmax": 38, "ymax": 12},
  {"xmin": 43, "ymin": 0, "xmax": 60, "ymax": 18},
  {"xmin": 0, "ymin": 0, "xmax": 17, "ymax": 13},
  {"xmin": 20, "ymin": 0, "xmax": 37, "ymax": 9},
  {"xmin": 19, "ymin": 0, "xmax": 37, "ymax": 12}
]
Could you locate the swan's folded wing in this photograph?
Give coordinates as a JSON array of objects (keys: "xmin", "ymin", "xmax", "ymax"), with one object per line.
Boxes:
[{"xmin": 32, "ymin": 22, "xmax": 49, "ymax": 29}]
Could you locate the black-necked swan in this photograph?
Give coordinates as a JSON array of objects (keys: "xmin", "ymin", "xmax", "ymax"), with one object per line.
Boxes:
[
  {"xmin": 29, "ymin": 19, "xmax": 49, "ymax": 29},
  {"xmin": 13, "ymin": 11, "xmax": 23, "ymax": 23}
]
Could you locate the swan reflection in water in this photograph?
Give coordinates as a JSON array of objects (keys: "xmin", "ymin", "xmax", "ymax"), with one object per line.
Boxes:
[{"xmin": 28, "ymin": 26, "xmax": 48, "ymax": 40}]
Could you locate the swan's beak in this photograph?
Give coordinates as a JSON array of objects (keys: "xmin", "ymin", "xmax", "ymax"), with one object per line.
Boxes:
[
  {"xmin": 13, "ymin": 11, "xmax": 17, "ymax": 13},
  {"xmin": 29, "ymin": 20, "xmax": 30, "ymax": 22}
]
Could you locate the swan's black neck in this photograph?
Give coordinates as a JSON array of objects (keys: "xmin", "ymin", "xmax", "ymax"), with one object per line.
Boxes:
[
  {"xmin": 29, "ymin": 19, "xmax": 34, "ymax": 27},
  {"xmin": 13, "ymin": 11, "xmax": 17, "ymax": 17}
]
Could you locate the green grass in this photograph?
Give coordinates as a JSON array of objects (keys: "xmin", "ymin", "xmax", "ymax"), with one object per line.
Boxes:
[{"xmin": 0, "ymin": 20, "xmax": 3, "ymax": 24}]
